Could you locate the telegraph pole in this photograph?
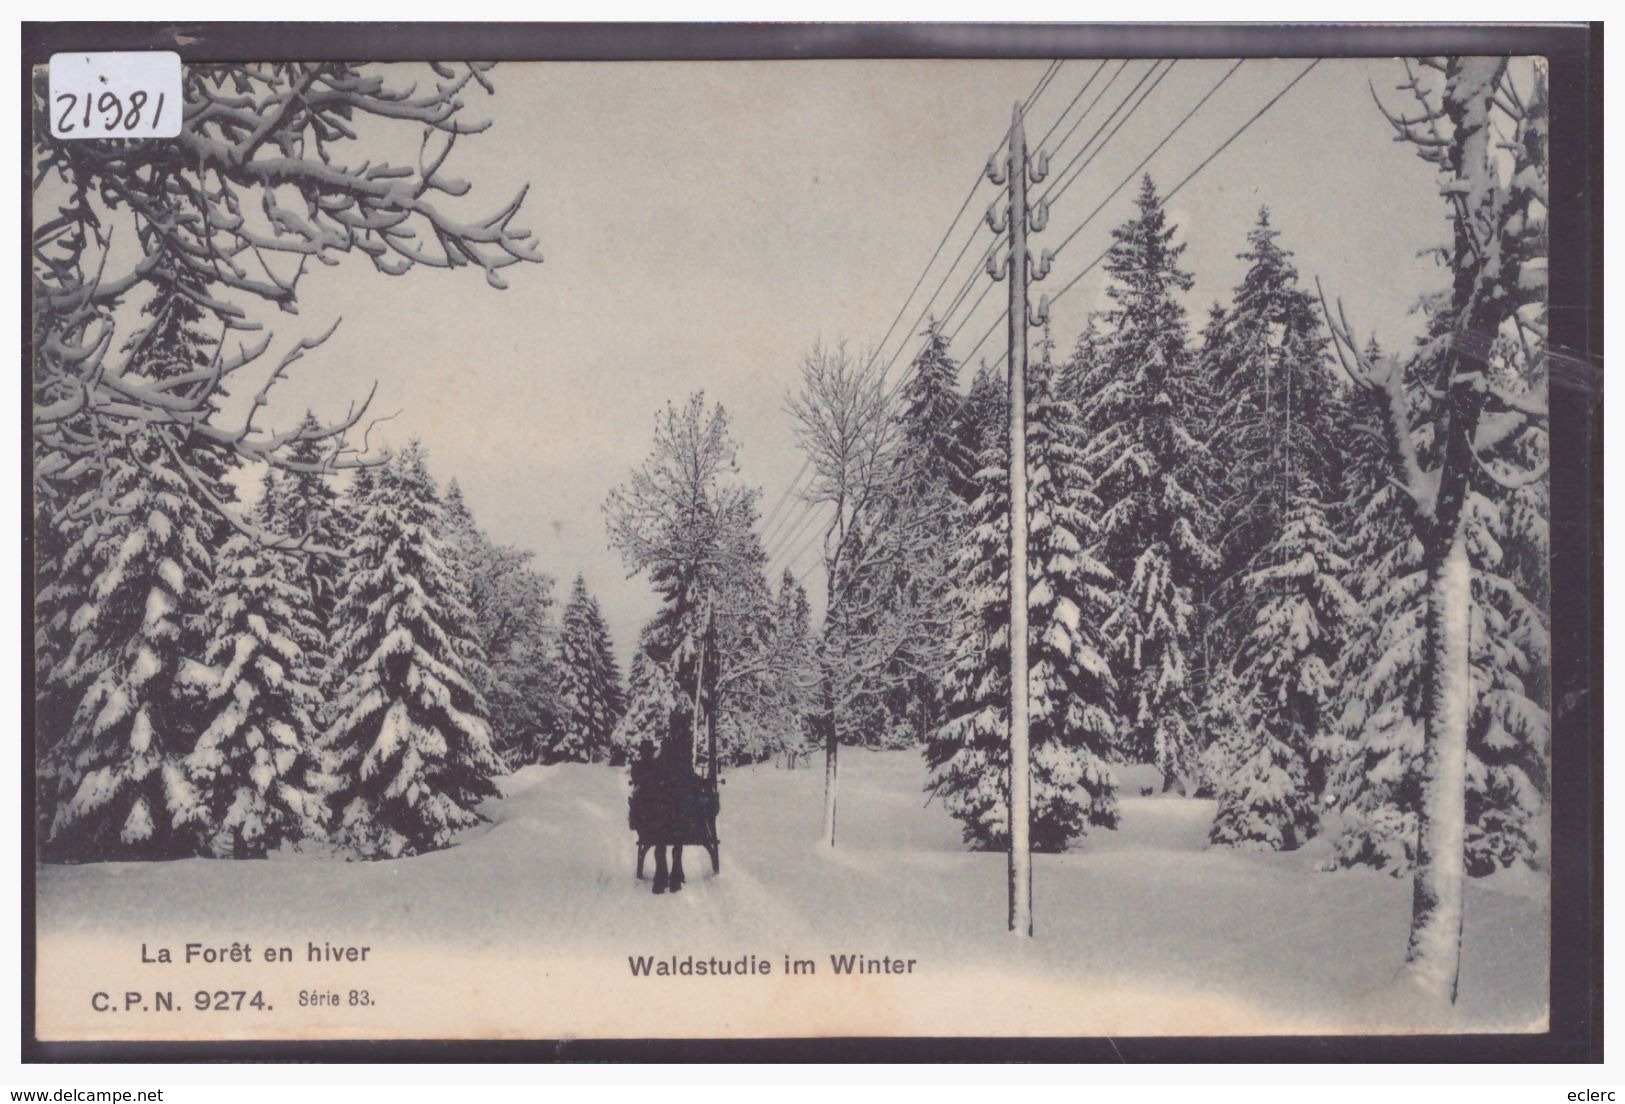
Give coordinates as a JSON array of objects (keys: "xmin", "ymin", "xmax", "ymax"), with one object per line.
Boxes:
[
  {"xmin": 704, "ymin": 603, "xmax": 719, "ymax": 785},
  {"xmin": 985, "ymin": 100, "xmax": 1051, "ymax": 938},
  {"xmin": 690, "ymin": 594, "xmax": 712, "ymax": 775},
  {"xmin": 689, "ymin": 622, "xmax": 706, "ymax": 773}
]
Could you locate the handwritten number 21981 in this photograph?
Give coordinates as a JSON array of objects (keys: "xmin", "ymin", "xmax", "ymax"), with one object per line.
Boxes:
[{"xmin": 54, "ymin": 90, "xmax": 166, "ymax": 135}]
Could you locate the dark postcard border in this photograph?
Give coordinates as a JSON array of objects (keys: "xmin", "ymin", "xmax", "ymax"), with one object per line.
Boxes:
[{"xmin": 20, "ymin": 21, "xmax": 1602, "ymax": 1065}]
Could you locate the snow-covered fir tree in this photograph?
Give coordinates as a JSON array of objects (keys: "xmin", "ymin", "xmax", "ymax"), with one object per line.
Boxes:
[
  {"xmin": 439, "ymin": 480, "xmax": 482, "ymax": 573},
  {"xmin": 1196, "ymin": 664, "xmax": 1256, "ymax": 800},
  {"xmin": 615, "ymin": 560, "xmax": 704, "ymax": 762},
  {"xmin": 1201, "ymin": 214, "xmax": 1355, "ymax": 848},
  {"xmin": 34, "ymin": 472, "xmax": 101, "ymax": 834},
  {"xmin": 1205, "ymin": 214, "xmax": 1340, "ymax": 543},
  {"xmin": 1200, "ymin": 212, "xmax": 1341, "ymax": 671},
  {"xmin": 764, "ymin": 569, "xmax": 819, "ymax": 767},
  {"xmin": 181, "ymin": 528, "xmax": 330, "ymax": 857},
  {"xmin": 611, "ymin": 644, "xmax": 682, "ymax": 765},
  {"xmin": 554, "ymin": 575, "xmax": 625, "ymax": 763},
  {"xmin": 1210, "ymin": 480, "xmax": 1358, "ymax": 850},
  {"xmin": 877, "ymin": 321, "xmax": 971, "ymax": 747},
  {"xmin": 116, "ymin": 265, "xmax": 240, "ymax": 531},
  {"xmin": 321, "ymin": 441, "xmax": 504, "ymax": 859},
  {"xmin": 1459, "ymin": 321, "xmax": 1550, "ymax": 875},
  {"xmin": 901, "ymin": 319, "xmax": 976, "ymax": 500},
  {"xmin": 438, "ymin": 479, "xmax": 496, "ymax": 680},
  {"xmin": 438, "ymin": 479, "xmax": 562, "ymax": 766},
  {"xmin": 478, "ymin": 556, "xmax": 563, "ymax": 768},
  {"xmin": 1318, "ymin": 340, "xmax": 1429, "ymax": 872},
  {"xmin": 959, "ymin": 363, "xmax": 1006, "ymax": 495},
  {"xmin": 1209, "ymin": 707, "xmax": 1312, "ymax": 852},
  {"xmin": 926, "ymin": 348, "xmax": 1119, "ymax": 850},
  {"xmin": 1325, "ymin": 317, "xmax": 1549, "ymax": 877},
  {"xmin": 36, "ymin": 266, "xmax": 237, "ymax": 852},
  {"xmin": 1322, "ymin": 561, "xmax": 1429, "ymax": 873},
  {"xmin": 1463, "ymin": 480, "xmax": 1549, "ymax": 874},
  {"xmin": 712, "ymin": 557, "xmax": 782, "ymax": 765},
  {"xmin": 1187, "ymin": 301, "xmax": 1234, "ymax": 721},
  {"xmin": 257, "ymin": 412, "xmax": 344, "ymax": 660},
  {"xmin": 40, "ymin": 430, "xmax": 215, "ymax": 859},
  {"xmin": 1074, "ymin": 175, "xmax": 1218, "ymax": 789}
]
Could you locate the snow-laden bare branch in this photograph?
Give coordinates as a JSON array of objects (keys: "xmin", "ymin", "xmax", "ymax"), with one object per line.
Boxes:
[{"xmin": 32, "ymin": 61, "xmax": 543, "ymax": 516}]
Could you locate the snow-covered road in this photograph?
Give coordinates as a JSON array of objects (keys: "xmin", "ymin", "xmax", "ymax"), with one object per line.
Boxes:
[{"xmin": 36, "ymin": 750, "xmax": 1548, "ymax": 1040}]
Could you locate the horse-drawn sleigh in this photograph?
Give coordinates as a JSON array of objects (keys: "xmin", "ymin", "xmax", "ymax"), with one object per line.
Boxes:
[
  {"xmin": 629, "ymin": 756, "xmax": 720, "ymax": 888},
  {"xmin": 627, "ymin": 607, "xmax": 723, "ymax": 891}
]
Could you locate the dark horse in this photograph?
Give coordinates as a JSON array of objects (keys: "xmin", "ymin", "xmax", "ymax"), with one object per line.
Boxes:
[{"xmin": 628, "ymin": 739, "xmax": 719, "ymax": 894}]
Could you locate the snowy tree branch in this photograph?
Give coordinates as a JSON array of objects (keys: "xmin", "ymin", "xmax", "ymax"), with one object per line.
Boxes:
[{"xmin": 32, "ymin": 60, "xmax": 543, "ymax": 509}]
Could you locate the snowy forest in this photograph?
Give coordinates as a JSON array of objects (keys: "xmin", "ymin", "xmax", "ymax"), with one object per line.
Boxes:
[{"xmin": 32, "ymin": 55, "xmax": 1548, "ymax": 1021}]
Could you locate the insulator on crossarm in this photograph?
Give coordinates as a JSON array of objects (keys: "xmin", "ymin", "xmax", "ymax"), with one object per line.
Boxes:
[
  {"xmin": 1028, "ymin": 293, "xmax": 1051, "ymax": 327},
  {"xmin": 986, "ymin": 251, "xmax": 1009, "ymax": 283},
  {"xmin": 1028, "ymin": 198, "xmax": 1049, "ymax": 233},
  {"xmin": 985, "ymin": 202, "xmax": 1008, "ymax": 234},
  {"xmin": 1029, "ymin": 149, "xmax": 1050, "ymax": 183},
  {"xmin": 985, "ymin": 152, "xmax": 1008, "ymax": 186},
  {"xmin": 1030, "ymin": 248, "xmax": 1054, "ymax": 282}
]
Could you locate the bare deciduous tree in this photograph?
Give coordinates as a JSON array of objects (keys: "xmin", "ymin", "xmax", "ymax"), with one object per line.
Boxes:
[
  {"xmin": 606, "ymin": 394, "xmax": 769, "ymax": 763},
  {"xmin": 788, "ymin": 342, "xmax": 938, "ymax": 846}
]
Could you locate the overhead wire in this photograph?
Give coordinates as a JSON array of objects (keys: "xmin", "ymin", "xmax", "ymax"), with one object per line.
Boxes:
[{"xmin": 785, "ymin": 59, "xmax": 1325, "ymax": 591}]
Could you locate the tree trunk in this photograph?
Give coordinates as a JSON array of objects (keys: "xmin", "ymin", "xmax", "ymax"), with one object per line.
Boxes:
[
  {"xmin": 822, "ymin": 718, "xmax": 839, "ymax": 848},
  {"xmin": 1404, "ymin": 525, "xmax": 1472, "ymax": 1001},
  {"xmin": 819, "ymin": 594, "xmax": 845, "ymax": 847}
]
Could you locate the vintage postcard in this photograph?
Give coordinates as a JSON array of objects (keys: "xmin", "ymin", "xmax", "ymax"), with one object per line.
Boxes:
[{"xmin": 28, "ymin": 30, "xmax": 1568, "ymax": 1048}]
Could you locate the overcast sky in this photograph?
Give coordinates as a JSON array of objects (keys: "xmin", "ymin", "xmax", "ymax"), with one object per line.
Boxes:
[{"xmin": 242, "ymin": 57, "xmax": 1464, "ymax": 665}]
